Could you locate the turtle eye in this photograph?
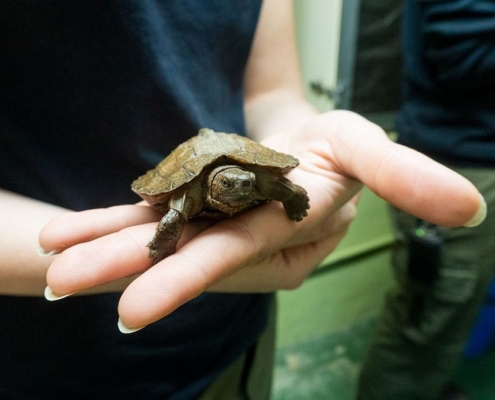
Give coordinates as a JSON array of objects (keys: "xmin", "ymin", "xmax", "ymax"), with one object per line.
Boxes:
[{"xmin": 222, "ymin": 179, "xmax": 232, "ymax": 188}]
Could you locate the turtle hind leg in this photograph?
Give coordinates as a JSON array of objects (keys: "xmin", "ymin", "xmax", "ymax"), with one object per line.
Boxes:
[{"xmin": 147, "ymin": 209, "xmax": 187, "ymax": 265}]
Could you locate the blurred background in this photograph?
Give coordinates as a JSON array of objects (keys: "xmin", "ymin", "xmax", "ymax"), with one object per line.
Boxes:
[{"xmin": 272, "ymin": 1, "xmax": 495, "ymax": 399}]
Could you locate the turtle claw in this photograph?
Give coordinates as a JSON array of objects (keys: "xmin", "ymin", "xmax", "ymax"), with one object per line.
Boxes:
[
  {"xmin": 146, "ymin": 241, "xmax": 163, "ymax": 264},
  {"xmin": 289, "ymin": 208, "xmax": 309, "ymax": 222},
  {"xmin": 147, "ymin": 237, "xmax": 176, "ymax": 265},
  {"xmin": 285, "ymin": 188, "xmax": 310, "ymax": 222}
]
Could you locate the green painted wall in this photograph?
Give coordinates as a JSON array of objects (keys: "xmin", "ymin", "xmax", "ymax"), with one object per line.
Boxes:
[{"xmin": 276, "ymin": 189, "xmax": 395, "ymax": 348}]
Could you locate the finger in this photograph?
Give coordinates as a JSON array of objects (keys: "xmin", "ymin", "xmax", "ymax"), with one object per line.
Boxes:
[
  {"xmin": 46, "ymin": 223, "xmax": 155, "ymax": 295},
  {"xmin": 211, "ymin": 232, "xmax": 349, "ymax": 292},
  {"xmin": 39, "ymin": 205, "xmax": 162, "ymax": 253},
  {"xmin": 282, "ymin": 199, "xmax": 357, "ymax": 247},
  {"xmin": 301, "ymin": 111, "xmax": 483, "ymax": 227},
  {"xmin": 117, "ymin": 226, "xmax": 349, "ymax": 329},
  {"xmin": 45, "ymin": 217, "xmax": 217, "ymax": 296},
  {"xmin": 354, "ymin": 143, "xmax": 481, "ymax": 227},
  {"xmin": 209, "ymin": 206, "xmax": 355, "ymax": 293},
  {"xmin": 116, "ymin": 201, "xmax": 357, "ymax": 329}
]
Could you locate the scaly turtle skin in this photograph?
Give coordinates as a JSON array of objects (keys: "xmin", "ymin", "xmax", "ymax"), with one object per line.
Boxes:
[{"xmin": 132, "ymin": 128, "xmax": 310, "ymax": 264}]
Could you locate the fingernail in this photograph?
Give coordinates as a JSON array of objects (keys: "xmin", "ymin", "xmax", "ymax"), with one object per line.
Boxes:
[
  {"xmin": 118, "ymin": 318, "xmax": 146, "ymax": 334},
  {"xmin": 44, "ymin": 286, "xmax": 75, "ymax": 301},
  {"xmin": 38, "ymin": 247, "xmax": 59, "ymax": 257},
  {"xmin": 464, "ymin": 193, "xmax": 487, "ymax": 228},
  {"xmin": 344, "ymin": 202, "xmax": 358, "ymax": 220}
]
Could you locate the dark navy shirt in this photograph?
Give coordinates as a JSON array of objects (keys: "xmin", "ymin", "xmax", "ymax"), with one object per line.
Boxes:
[
  {"xmin": 396, "ymin": 0, "xmax": 495, "ymax": 167},
  {"xmin": 0, "ymin": 1, "xmax": 270, "ymax": 399}
]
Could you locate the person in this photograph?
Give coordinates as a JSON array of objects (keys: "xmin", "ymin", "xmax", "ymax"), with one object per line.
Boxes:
[
  {"xmin": 357, "ymin": 1, "xmax": 495, "ymax": 399},
  {"xmin": 0, "ymin": 1, "xmax": 485, "ymax": 399}
]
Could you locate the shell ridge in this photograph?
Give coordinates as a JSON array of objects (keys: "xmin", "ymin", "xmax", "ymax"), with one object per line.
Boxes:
[{"xmin": 132, "ymin": 129, "xmax": 300, "ymax": 198}]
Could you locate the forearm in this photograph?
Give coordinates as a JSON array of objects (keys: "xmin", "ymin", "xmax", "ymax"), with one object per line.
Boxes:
[
  {"xmin": 243, "ymin": 0, "xmax": 318, "ymax": 143},
  {"xmin": 0, "ymin": 189, "xmax": 67, "ymax": 295},
  {"xmin": 244, "ymin": 89, "xmax": 318, "ymax": 143}
]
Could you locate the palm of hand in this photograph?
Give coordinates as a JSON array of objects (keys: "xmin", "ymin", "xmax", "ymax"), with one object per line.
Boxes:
[{"xmin": 41, "ymin": 111, "xmax": 482, "ymax": 331}]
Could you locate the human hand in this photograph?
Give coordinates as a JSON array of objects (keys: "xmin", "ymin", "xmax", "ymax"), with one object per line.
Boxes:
[{"xmin": 40, "ymin": 111, "xmax": 485, "ymax": 332}]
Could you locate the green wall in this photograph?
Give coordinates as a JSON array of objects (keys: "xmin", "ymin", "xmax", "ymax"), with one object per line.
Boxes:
[{"xmin": 276, "ymin": 188, "xmax": 395, "ymax": 348}]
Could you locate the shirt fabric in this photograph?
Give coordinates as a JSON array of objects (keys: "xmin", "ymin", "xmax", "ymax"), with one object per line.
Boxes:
[
  {"xmin": 0, "ymin": 1, "xmax": 270, "ymax": 399},
  {"xmin": 396, "ymin": 0, "xmax": 495, "ymax": 167}
]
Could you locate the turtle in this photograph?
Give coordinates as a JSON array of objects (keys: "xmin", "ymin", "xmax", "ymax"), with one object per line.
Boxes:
[{"xmin": 131, "ymin": 128, "xmax": 310, "ymax": 265}]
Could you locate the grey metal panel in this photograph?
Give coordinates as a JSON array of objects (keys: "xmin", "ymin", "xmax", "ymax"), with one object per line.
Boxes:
[{"xmin": 335, "ymin": 0, "xmax": 361, "ymax": 109}]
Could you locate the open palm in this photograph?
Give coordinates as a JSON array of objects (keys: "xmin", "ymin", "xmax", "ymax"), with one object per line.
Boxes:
[{"xmin": 41, "ymin": 111, "xmax": 483, "ymax": 332}]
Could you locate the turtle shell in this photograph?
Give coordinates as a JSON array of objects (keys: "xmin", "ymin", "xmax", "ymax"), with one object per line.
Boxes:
[{"xmin": 131, "ymin": 128, "xmax": 299, "ymax": 208}]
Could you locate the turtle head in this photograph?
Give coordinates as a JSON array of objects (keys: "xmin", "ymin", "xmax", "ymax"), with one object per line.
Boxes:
[{"xmin": 205, "ymin": 166, "xmax": 257, "ymax": 214}]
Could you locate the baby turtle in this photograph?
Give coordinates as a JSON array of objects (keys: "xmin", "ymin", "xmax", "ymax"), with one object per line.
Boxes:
[{"xmin": 132, "ymin": 128, "xmax": 309, "ymax": 264}]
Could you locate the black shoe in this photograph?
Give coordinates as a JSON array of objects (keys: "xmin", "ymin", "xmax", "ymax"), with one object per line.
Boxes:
[{"xmin": 437, "ymin": 383, "xmax": 470, "ymax": 400}]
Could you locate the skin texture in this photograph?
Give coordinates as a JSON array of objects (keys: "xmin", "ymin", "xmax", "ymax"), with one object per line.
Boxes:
[{"xmin": 0, "ymin": 0, "xmax": 483, "ymax": 333}]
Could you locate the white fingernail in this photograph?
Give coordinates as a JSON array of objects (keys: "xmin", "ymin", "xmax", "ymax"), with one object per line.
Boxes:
[
  {"xmin": 118, "ymin": 318, "xmax": 146, "ymax": 334},
  {"xmin": 344, "ymin": 202, "xmax": 358, "ymax": 220},
  {"xmin": 463, "ymin": 194, "xmax": 487, "ymax": 228},
  {"xmin": 38, "ymin": 247, "xmax": 59, "ymax": 257},
  {"xmin": 44, "ymin": 286, "xmax": 75, "ymax": 301}
]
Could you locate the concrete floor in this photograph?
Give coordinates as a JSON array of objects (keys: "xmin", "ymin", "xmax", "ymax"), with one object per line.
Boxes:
[
  {"xmin": 273, "ymin": 313, "xmax": 495, "ymax": 400},
  {"xmin": 273, "ymin": 248, "xmax": 495, "ymax": 399}
]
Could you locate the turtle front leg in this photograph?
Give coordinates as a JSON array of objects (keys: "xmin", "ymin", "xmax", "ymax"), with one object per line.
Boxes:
[
  {"xmin": 276, "ymin": 176, "xmax": 310, "ymax": 221},
  {"xmin": 256, "ymin": 173, "xmax": 310, "ymax": 221},
  {"xmin": 147, "ymin": 209, "xmax": 187, "ymax": 265}
]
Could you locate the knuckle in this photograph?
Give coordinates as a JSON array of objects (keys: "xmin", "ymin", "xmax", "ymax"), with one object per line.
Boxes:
[
  {"xmin": 281, "ymin": 275, "xmax": 305, "ymax": 290},
  {"xmin": 277, "ymin": 252, "xmax": 312, "ymax": 290}
]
